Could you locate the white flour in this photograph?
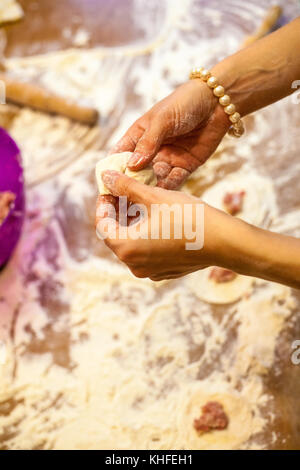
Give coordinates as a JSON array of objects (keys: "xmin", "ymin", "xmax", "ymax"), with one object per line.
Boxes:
[{"xmin": 0, "ymin": 0, "xmax": 300, "ymax": 450}]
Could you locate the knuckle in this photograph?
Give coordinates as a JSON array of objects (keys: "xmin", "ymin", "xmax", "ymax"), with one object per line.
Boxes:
[{"xmin": 138, "ymin": 134, "xmax": 152, "ymax": 149}]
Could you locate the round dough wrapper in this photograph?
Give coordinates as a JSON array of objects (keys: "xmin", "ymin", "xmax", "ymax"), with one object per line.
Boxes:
[
  {"xmin": 185, "ymin": 267, "xmax": 254, "ymax": 304},
  {"xmin": 176, "ymin": 388, "xmax": 257, "ymax": 450},
  {"xmin": 0, "ymin": 0, "xmax": 23, "ymax": 25},
  {"xmin": 201, "ymin": 169, "xmax": 277, "ymax": 227},
  {"xmin": 96, "ymin": 151, "xmax": 157, "ymax": 195}
]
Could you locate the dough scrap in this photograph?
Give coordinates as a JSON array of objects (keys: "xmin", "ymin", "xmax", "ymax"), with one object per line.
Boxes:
[
  {"xmin": 95, "ymin": 152, "xmax": 157, "ymax": 195},
  {"xmin": 0, "ymin": 0, "xmax": 23, "ymax": 25}
]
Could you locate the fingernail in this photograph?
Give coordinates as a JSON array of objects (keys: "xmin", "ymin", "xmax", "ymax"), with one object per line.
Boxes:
[
  {"xmin": 102, "ymin": 170, "xmax": 120, "ymax": 188},
  {"xmin": 128, "ymin": 153, "xmax": 145, "ymax": 167}
]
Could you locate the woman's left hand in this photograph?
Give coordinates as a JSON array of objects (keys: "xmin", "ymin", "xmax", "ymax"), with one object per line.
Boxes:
[{"xmin": 110, "ymin": 80, "xmax": 229, "ymax": 190}]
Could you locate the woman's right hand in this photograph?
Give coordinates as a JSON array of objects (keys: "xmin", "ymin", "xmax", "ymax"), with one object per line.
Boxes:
[
  {"xmin": 110, "ymin": 79, "xmax": 230, "ymax": 190},
  {"xmin": 96, "ymin": 170, "xmax": 300, "ymax": 289}
]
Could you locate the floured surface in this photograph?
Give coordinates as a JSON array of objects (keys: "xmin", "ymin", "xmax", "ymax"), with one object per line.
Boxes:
[
  {"xmin": 0, "ymin": 0, "xmax": 300, "ymax": 450},
  {"xmin": 0, "ymin": 218, "xmax": 296, "ymax": 449}
]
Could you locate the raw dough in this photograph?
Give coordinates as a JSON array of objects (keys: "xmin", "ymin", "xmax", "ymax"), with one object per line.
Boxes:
[
  {"xmin": 96, "ymin": 151, "xmax": 157, "ymax": 195},
  {"xmin": 0, "ymin": 0, "xmax": 23, "ymax": 25},
  {"xmin": 185, "ymin": 267, "xmax": 254, "ymax": 304},
  {"xmin": 184, "ymin": 169, "xmax": 277, "ymax": 304},
  {"xmin": 201, "ymin": 168, "xmax": 277, "ymax": 227},
  {"xmin": 177, "ymin": 388, "xmax": 263, "ymax": 450}
]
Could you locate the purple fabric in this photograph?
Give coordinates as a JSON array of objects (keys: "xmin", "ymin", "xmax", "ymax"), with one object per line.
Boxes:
[{"xmin": 0, "ymin": 127, "xmax": 25, "ymax": 267}]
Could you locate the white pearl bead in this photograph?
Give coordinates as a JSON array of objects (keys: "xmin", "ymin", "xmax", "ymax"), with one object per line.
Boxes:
[
  {"xmin": 229, "ymin": 112, "xmax": 241, "ymax": 123},
  {"xmin": 219, "ymin": 94, "xmax": 230, "ymax": 106},
  {"xmin": 207, "ymin": 76, "xmax": 218, "ymax": 88},
  {"xmin": 213, "ymin": 85, "xmax": 225, "ymax": 97},
  {"xmin": 224, "ymin": 103, "xmax": 236, "ymax": 115},
  {"xmin": 200, "ymin": 69, "xmax": 211, "ymax": 81}
]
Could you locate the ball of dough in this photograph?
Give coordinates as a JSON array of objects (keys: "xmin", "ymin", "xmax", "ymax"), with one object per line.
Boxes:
[{"xmin": 95, "ymin": 152, "xmax": 157, "ymax": 195}]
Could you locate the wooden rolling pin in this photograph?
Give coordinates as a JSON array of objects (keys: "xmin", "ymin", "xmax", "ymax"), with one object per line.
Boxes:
[
  {"xmin": 0, "ymin": 6, "xmax": 282, "ymax": 124},
  {"xmin": 242, "ymin": 5, "xmax": 282, "ymax": 48},
  {"xmin": 0, "ymin": 72, "xmax": 99, "ymax": 125}
]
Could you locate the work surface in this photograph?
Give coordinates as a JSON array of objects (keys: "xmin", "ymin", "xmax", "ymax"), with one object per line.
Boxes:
[{"xmin": 0, "ymin": 0, "xmax": 300, "ymax": 450}]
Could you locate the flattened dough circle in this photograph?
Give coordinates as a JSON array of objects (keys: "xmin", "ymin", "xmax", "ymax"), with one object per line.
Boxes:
[
  {"xmin": 201, "ymin": 168, "xmax": 277, "ymax": 227},
  {"xmin": 176, "ymin": 388, "xmax": 255, "ymax": 450},
  {"xmin": 0, "ymin": 0, "xmax": 23, "ymax": 25},
  {"xmin": 185, "ymin": 169, "xmax": 277, "ymax": 304},
  {"xmin": 185, "ymin": 268, "xmax": 254, "ymax": 304}
]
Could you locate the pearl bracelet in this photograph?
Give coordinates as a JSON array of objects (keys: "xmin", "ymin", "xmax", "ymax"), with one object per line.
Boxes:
[{"xmin": 189, "ymin": 67, "xmax": 245, "ymax": 138}]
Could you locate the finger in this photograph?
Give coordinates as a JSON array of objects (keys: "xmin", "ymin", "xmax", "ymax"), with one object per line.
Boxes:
[
  {"xmin": 157, "ymin": 167, "xmax": 190, "ymax": 190},
  {"xmin": 149, "ymin": 273, "xmax": 179, "ymax": 281},
  {"xmin": 129, "ymin": 267, "xmax": 149, "ymax": 279},
  {"xmin": 95, "ymin": 195, "xmax": 117, "ymax": 224},
  {"xmin": 153, "ymin": 161, "xmax": 172, "ymax": 181},
  {"xmin": 153, "ymin": 145, "xmax": 200, "ymax": 173},
  {"xmin": 109, "ymin": 121, "xmax": 145, "ymax": 155},
  {"xmin": 149, "ymin": 269, "xmax": 196, "ymax": 281},
  {"xmin": 127, "ymin": 120, "xmax": 167, "ymax": 171},
  {"xmin": 95, "ymin": 194, "xmax": 120, "ymax": 247},
  {"xmin": 102, "ymin": 170, "xmax": 157, "ymax": 205}
]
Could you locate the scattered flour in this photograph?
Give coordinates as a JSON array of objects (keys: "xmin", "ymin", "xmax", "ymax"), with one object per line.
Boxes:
[{"xmin": 0, "ymin": 0, "xmax": 299, "ymax": 450}]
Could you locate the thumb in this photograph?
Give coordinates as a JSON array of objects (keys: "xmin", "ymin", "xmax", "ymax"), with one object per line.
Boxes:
[
  {"xmin": 127, "ymin": 120, "xmax": 166, "ymax": 171},
  {"xmin": 102, "ymin": 170, "xmax": 154, "ymax": 205}
]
